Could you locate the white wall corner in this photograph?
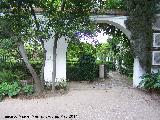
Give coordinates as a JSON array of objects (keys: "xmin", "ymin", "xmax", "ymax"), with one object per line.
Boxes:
[{"xmin": 133, "ymin": 58, "xmax": 146, "ymax": 87}]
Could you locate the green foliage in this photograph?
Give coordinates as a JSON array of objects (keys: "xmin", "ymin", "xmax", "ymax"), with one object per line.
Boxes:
[
  {"xmin": 67, "ymin": 53, "xmax": 97, "ymax": 81},
  {"xmin": 104, "ymin": 0, "xmax": 125, "ymax": 9},
  {"xmin": 44, "ymin": 0, "xmax": 95, "ymax": 39},
  {"xmin": 0, "ymin": 81, "xmax": 21, "ymax": 97},
  {"xmin": 109, "ymin": 36, "xmax": 133, "ymax": 77},
  {"xmin": 55, "ymin": 79, "xmax": 68, "ymax": 91},
  {"xmin": 139, "ymin": 71, "xmax": 160, "ymax": 90},
  {"xmin": 30, "ymin": 61, "xmax": 43, "ymax": 76},
  {"xmin": 22, "ymin": 85, "xmax": 34, "ymax": 95},
  {"xmin": 67, "ymin": 29, "xmax": 133, "ymax": 79},
  {"xmin": 0, "ymin": 71, "xmax": 19, "ymax": 83},
  {"xmin": 0, "ymin": 82, "xmax": 9, "ymax": 96},
  {"xmin": 66, "ymin": 62, "xmax": 79, "ymax": 81},
  {"xmin": 7, "ymin": 82, "xmax": 21, "ymax": 97},
  {"xmin": 78, "ymin": 54, "xmax": 96, "ymax": 81},
  {"xmin": 96, "ymin": 24, "xmax": 134, "ymax": 77},
  {"xmin": 96, "ymin": 43, "xmax": 112, "ymax": 63},
  {"xmin": 67, "ymin": 41, "xmax": 96, "ymax": 61},
  {"xmin": 0, "ymin": 81, "xmax": 35, "ymax": 101},
  {"xmin": 0, "ymin": 43, "xmax": 43, "ymax": 81},
  {"xmin": 25, "ymin": 42, "xmax": 43, "ymax": 62}
]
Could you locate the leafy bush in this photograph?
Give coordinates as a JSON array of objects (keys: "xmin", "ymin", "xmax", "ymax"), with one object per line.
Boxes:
[
  {"xmin": 0, "ymin": 81, "xmax": 35, "ymax": 101},
  {"xmin": 66, "ymin": 63, "xmax": 79, "ymax": 81},
  {"xmin": 139, "ymin": 71, "xmax": 160, "ymax": 90},
  {"xmin": 104, "ymin": 61, "xmax": 116, "ymax": 71},
  {"xmin": 67, "ymin": 60, "xmax": 116, "ymax": 81},
  {"xmin": 7, "ymin": 82, "xmax": 21, "ymax": 97},
  {"xmin": 0, "ymin": 81, "xmax": 21, "ymax": 97},
  {"xmin": 78, "ymin": 54, "xmax": 96, "ymax": 81},
  {"xmin": 22, "ymin": 85, "xmax": 34, "ymax": 95},
  {"xmin": 0, "ymin": 71, "xmax": 19, "ymax": 83}
]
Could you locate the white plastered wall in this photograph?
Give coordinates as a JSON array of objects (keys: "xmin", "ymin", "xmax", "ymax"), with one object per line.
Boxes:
[
  {"xmin": 44, "ymin": 32, "xmax": 55, "ymax": 83},
  {"xmin": 44, "ymin": 34, "xmax": 68, "ymax": 83},
  {"xmin": 56, "ymin": 37, "xmax": 68, "ymax": 82}
]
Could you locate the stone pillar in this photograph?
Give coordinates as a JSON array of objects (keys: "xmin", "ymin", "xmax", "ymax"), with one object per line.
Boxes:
[
  {"xmin": 99, "ymin": 64, "xmax": 105, "ymax": 79},
  {"xmin": 44, "ymin": 36, "xmax": 68, "ymax": 83},
  {"xmin": 56, "ymin": 37, "xmax": 68, "ymax": 82},
  {"xmin": 44, "ymin": 35, "xmax": 55, "ymax": 83},
  {"xmin": 133, "ymin": 57, "xmax": 146, "ymax": 87}
]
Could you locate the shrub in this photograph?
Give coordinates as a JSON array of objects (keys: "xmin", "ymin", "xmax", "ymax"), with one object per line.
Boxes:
[
  {"xmin": 104, "ymin": 61, "xmax": 116, "ymax": 71},
  {"xmin": 78, "ymin": 54, "xmax": 96, "ymax": 81},
  {"xmin": 66, "ymin": 63, "xmax": 79, "ymax": 81},
  {"xmin": 139, "ymin": 71, "xmax": 160, "ymax": 90},
  {"xmin": 0, "ymin": 81, "xmax": 21, "ymax": 98},
  {"xmin": 67, "ymin": 59, "xmax": 116, "ymax": 81},
  {"xmin": 7, "ymin": 82, "xmax": 21, "ymax": 97},
  {"xmin": 0, "ymin": 70, "xmax": 19, "ymax": 83},
  {"xmin": 22, "ymin": 85, "xmax": 34, "ymax": 95},
  {"xmin": 0, "ymin": 81, "xmax": 35, "ymax": 101}
]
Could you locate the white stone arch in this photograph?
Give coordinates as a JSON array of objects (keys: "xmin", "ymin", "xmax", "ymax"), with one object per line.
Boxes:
[
  {"xmin": 90, "ymin": 15, "xmax": 144, "ymax": 87},
  {"xmin": 90, "ymin": 15, "xmax": 131, "ymax": 39},
  {"xmin": 44, "ymin": 15, "xmax": 156, "ymax": 87}
]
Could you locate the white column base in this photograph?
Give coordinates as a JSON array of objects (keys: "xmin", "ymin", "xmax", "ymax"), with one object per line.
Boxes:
[{"xmin": 133, "ymin": 58, "xmax": 146, "ymax": 87}]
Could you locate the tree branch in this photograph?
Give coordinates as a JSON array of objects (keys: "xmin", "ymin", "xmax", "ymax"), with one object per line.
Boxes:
[{"xmin": 61, "ymin": 0, "xmax": 66, "ymax": 11}]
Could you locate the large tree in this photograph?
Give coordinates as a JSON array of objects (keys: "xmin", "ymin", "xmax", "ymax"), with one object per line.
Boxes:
[
  {"xmin": 0, "ymin": 0, "xmax": 46, "ymax": 94},
  {"xmin": 0, "ymin": 0, "xmax": 96, "ymax": 91}
]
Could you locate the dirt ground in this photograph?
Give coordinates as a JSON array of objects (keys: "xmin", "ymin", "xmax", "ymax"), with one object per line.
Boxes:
[{"xmin": 0, "ymin": 72, "xmax": 160, "ymax": 120}]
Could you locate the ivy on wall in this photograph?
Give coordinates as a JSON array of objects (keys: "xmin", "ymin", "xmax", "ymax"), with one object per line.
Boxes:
[{"xmin": 125, "ymin": 0, "xmax": 160, "ymax": 73}]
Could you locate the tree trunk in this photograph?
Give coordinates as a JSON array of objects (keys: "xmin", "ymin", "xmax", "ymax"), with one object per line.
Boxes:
[
  {"xmin": 29, "ymin": 3, "xmax": 46, "ymax": 88},
  {"xmin": 52, "ymin": 34, "xmax": 58, "ymax": 90},
  {"xmin": 18, "ymin": 42, "xmax": 42, "ymax": 94}
]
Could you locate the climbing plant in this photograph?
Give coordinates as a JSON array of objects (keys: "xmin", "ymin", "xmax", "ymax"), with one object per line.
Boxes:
[{"xmin": 125, "ymin": 0, "xmax": 160, "ymax": 73}]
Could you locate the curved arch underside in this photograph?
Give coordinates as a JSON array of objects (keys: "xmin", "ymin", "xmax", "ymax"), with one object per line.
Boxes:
[{"xmin": 90, "ymin": 15, "xmax": 131, "ymax": 39}]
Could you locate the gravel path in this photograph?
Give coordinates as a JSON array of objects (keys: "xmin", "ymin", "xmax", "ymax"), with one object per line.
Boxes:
[{"xmin": 0, "ymin": 72, "xmax": 160, "ymax": 120}]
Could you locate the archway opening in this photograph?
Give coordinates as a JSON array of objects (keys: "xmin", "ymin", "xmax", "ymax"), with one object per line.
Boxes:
[{"xmin": 66, "ymin": 23, "xmax": 133, "ymax": 85}]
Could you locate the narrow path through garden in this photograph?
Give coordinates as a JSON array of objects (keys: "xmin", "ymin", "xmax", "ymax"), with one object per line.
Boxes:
[
  {"xmin": 0, "ymin": 72, "xmax": 160, "ymax": 120},
  {"xmin": 69, "ymin": 71, "xmax": 132, "ymax": 90}
]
